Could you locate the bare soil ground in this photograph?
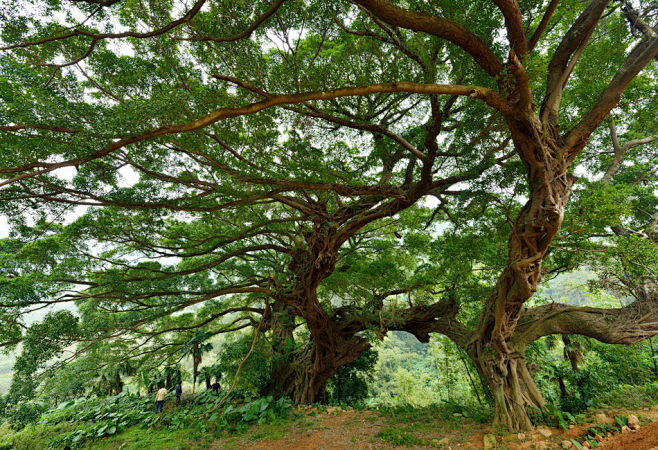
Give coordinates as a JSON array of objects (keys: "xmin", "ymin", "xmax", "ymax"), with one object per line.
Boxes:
[
  {"xmin": 598, "ymin": 419, "xmax": 658, "ymax": 449},
  {"xmin": 212, "ymin": 406, "xmax": 486, "ymax": 449},
  {"xmin": 210, "ymin": 405, "xmax": 658, "ymax": 449}
]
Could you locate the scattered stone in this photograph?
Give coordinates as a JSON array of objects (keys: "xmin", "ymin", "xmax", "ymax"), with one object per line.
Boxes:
[
  {"xmin": 583, "ymin": 441, "xmax": 591, "ymax": 449},
  {"xmin": 483, "ymin": 434, "xmax": 497, "ymax": 450},
  {"xmin": 595, "ymin": 413, "xmax": 608, "ymax": 423},
  {"xmin": 628, "ymin": 414, "xmax": 640, "ymax": 430},
  {"xmin": 568, "ymin": 424, "xmax": 575, "ymax": 429},
  {"xmin": 621, "ymin": 425, "xmax": 631, "ymax": 434},
  {"xmin": 561, "ymin": 440, "xmax": 573, "ymax": 449},
  {"xmin": 517, "ymin": 432, "xmax": 526, "ymax": 440},
  {"xmin": 452, "ymin": 412, "xmax": 462, "ymax": 417},
  {"xmin": 429, "ymin": 437, "xmax": 450, "ymax": 447},
  {"xmin": 537, "ymin": 428, "xmax": 552, "ymax": 438}
]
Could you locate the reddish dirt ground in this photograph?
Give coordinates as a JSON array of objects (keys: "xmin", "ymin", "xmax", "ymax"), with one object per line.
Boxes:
[
  {"xmin": 237, "ymin": 409, "xmax": 386, "ymax": 449},
  {"xmin": 598, "ymin": 420, "xmax": 658, "ymax": 449},
  {"xmin": 209, "ymin": 406, "xmax": 658, "ymax": 449},
  {"xmin": 211, "ymin": 406, "xmax": 487, "ymax": 449}
]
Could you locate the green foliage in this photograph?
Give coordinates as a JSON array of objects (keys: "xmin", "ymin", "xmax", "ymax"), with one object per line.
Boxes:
[
  {"xmin": 327, "ymin": 349, "xmax": 377, "ymax": 406},
  {"xmin": 0, "ymin": 390, "xmax": 292, "ymax": 449},
  {"xmin": 539, "ymin": 402, "xmax": 577, "ymax": 431},
  {"xmin": 2, "ymin": 401, "xmax": 47, "ymax": 430},
  {"xmin": 597, "ymin": 383, "xmax": 658, "ymax": 409},
  {"xmin": 375, "ymin": 427, "xmax": 423, "ymax": 446},
  {"xmin": 217, "ymin": 333, "xmax": 271, "ymax": 398}
]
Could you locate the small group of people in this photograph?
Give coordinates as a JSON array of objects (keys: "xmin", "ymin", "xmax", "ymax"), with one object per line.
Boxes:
[
  {"xmin": 154, "ymin": 381, "xmax": 183, "ymax": 413},
  {"xmin": 154, "ymin": 378, "xmax": 221, "ymax": 413}
]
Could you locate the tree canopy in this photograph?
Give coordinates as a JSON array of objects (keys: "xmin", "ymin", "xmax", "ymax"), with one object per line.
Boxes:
[{"xmin": 0, "ymin": 0, "xmax": 656, "ymax": 431}]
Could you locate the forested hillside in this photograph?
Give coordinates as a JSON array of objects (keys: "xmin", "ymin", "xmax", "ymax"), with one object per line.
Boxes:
[{"xmin": 0, "ymin": 0, "xmax": 656, "ymax": 447}]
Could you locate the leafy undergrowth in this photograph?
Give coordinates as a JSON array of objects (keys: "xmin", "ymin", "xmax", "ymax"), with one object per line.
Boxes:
[
  {"xmin": 8, "ymin": 392, "xmax": 658, "ymax": 450},
  {"xmin": 0, "ymin": 391, "xmax": 293, "ymax": 449},
  {"xmin": 0, "ymin": 395, "xmax": 493, "ymax": 450}
]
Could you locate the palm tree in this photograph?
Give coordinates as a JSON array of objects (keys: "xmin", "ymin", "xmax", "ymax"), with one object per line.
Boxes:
[{"xmin": 182, "ymin": 330, "xmax": 214, "ymax": 393}]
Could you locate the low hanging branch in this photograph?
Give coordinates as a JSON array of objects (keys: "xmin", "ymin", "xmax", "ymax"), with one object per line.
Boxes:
[{"xmin": 203, "ymin": 299, "xmax": 270, "ymax": 416}]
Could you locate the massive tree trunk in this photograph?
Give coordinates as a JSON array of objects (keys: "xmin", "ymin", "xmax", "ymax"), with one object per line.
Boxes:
[
  {"xmin": 268, "ymin": 302, "xmax": 296, "ymax": 391},
  {"xmin": 469, "ymin": 342, "xmax": 545, "ymax": 430},
  {"xmin": 270, "ymin": 331, "xmax": 370, "ymax": 404},
  {"xmin": 271, "ymin": 226, "xmax": 369, "ymax": 403},
  {"xmin": 470, "ymin": 115, "xmax": 575, "ymax": 429}
]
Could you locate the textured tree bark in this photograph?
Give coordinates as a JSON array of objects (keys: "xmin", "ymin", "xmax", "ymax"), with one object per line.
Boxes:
[
  {"xmin": 192, "ymin": 341, "xmax": 200, "ymax": 394},
  {"xmin": 267, "ymin": 302, "xmax": 297, "ymax": 396},
  {"xmin": 469, "ymin": 114, "xmax": 575, "ymax": 429},
  {"xmin": 469, "ymin": 343, "xmax": 545, "ymax": 431},
  {"xmin": 270, "ymin": 333, "xmax": 370, "ymax": 404}
]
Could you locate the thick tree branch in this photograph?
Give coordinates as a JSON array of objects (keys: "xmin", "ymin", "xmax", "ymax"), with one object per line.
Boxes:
[
  {"xmin": 514, "ymin": 301, "xmax": 658, "ymax": 346},
  {"xmin": 0, "ymin": 81, "xmax": 511, "ymax": 187},
  {"xmin": 541, "ymin": 0, "xmax": 611, "ymax": 126},
  {"xmin": 352, "ymin": 0, "xmax": 504, "ymax": 77},
  {"xmin": 528, "ymin": 0, "xmax": 560, "ymax": 51},
  {"xmin": 563, "ymin": 29, "xmax": 658, "ymax": 154},
  {"xmin": 493, "ymin": 0, "xmax": 528, "ymax": 56}
]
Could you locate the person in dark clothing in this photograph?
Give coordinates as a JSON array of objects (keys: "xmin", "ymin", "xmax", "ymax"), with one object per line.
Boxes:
[
  {"xmin": 211, "ymin": 374, "xmax": 222, "ymax": 393},
  {"xmin": 175, "ymin": 381, "xmax": 182, "ymax": 405}
]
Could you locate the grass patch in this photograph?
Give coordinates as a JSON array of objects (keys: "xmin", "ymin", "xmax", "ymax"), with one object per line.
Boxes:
[
  {"xmin": 85, "ymin": 425, "xmax": 214, "ymax": 450},
  {"xmin": 0, "ymin": 421, "xmax": 78, "ymax": 450},
  {"xmin": 375, "ymin": 427, "xmax": 423, "ymax": 446}
]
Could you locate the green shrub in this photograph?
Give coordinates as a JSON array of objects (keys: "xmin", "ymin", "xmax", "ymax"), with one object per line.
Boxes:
[
  {"xmin": 327, "ymin": 349, "xmax": 377, "ymax": 406},
  {"xmin": 375, "ymin": 427, "xmax": 423, "ymax": 446},
  {"xmin": 217, "ymin": 334, "xmax": 271, "ymax": 397},
  {"xmin": 597, "ymin": 383, "xmax": 658, "ymax": 409},
  {"xmin": 4, "ymin": 401, "xmax": 47, "ymax": 430}
]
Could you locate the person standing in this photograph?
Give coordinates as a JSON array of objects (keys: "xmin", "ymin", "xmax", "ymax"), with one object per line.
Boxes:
[
  {"xmin": 154, "ymin": 385, "xmax": 167, "ymax": 413},
  {"xmin": 175, "ymin": 381, "xmax": 182, "ymax": 405}
]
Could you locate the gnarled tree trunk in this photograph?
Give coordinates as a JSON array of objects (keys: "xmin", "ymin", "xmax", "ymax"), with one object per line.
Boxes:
[
  {"xmin": 472, "ymin": 114, "xmax": 576, "ymax": 430},
  {"xmin": 469, "ymin": 342, "xmax": 545, "ymax": 430},
  {"xmin": 268, "ymin": 302, "xmax": 296, "ymax": 390},
  {"xmin": 269, "ymin": 328, "xmax": 370, "ymax": 404}
]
